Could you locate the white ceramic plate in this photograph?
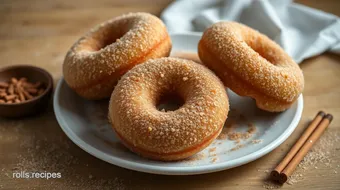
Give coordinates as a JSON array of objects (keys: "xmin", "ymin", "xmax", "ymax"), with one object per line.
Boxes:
[{"xmin": 54, "ymin": 33, "xmax": 303, "ymax": 175}]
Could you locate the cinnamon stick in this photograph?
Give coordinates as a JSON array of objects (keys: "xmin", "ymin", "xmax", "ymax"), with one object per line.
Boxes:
[
  {"xmin": 279, "ymin": 114, "xmax": 333, "ymax": 183},
  {"xmin": 271, "ymin": 111, "xmax": 325, "ymax": 180}
]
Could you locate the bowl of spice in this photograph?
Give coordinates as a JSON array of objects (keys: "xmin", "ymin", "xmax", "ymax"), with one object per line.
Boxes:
[{"xmin": 0, "ymin": 65, "xmax": 53, "ymax": 117}]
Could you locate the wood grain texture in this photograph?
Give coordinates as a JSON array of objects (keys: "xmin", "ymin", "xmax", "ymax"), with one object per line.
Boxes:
[{"xmin": 0, "ymin": 0, "xmax": 339, "ymax": 189}]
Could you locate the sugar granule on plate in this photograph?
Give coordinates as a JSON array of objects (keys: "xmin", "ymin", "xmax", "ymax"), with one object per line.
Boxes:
[
  {"xmin": 208, "ymin": 147, "xmax": 216, "ymax": 153},
  {"xmin": 252, "ymin": 139, "xmax": 263, "ymax": 144}
]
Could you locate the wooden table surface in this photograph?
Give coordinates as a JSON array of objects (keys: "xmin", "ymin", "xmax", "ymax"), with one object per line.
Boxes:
[{"xmin": 0, "ymin": 0, "xmax": 339, "ymax": 189}]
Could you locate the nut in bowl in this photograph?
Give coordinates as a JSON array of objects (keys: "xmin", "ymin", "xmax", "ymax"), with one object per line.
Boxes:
[{"xmin": 0, "ymin": 65, "xmax": 53, "ymax": 117}]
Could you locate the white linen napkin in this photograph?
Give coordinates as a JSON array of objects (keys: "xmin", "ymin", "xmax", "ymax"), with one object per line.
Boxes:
[{"xmin": 161, "ymin": 0, "xmax": 340, "ymax": 63}]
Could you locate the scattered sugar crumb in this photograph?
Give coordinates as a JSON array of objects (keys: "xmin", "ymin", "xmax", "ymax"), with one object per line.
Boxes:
[
  {"xmin": 247, "ymin": 123, "xmax": 256, "ymax": 133},
  {"xmin": 252, "ymin": 139, "xmax": 263, "ymax": 144},
  {"xmin": 287, "ymin": 172, "xmax": 304, "ymax": 185},
  {"xmin": 186, "ymin": 153, "xmax": 206, "ymax": 162},
  {"xmin": 263, "ymin": 181, "xmax": 281, "ymax": 189},
  {"xmin": 257, "ymin": 169, "xmax": 269, "ymax": 173},
  {"xmin": 208, "ymin": 147, "xmax": 216, "ymax": 153},
  {"xmin": 217, "ymin": 133, "xmax": 227, "ymax": 140},
  {"xmin": 229, "ymin": 144, "xmax": 245, "ymax": 151},
  {"xmin": 211, "ymin": 157, "xmax": 218, "ymax": 163}
]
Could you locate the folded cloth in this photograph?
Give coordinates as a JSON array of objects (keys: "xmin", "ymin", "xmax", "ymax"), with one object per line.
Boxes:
[{"xmin": 161, "ymin": 0, "xmax": 340, "ymax": 63}]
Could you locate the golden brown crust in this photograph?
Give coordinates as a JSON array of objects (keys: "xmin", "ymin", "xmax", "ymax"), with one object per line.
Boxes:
[
  {"xmin": 113, "ymin": 124, "xmax": 222, "ymax": 161},
  {"xmin": 198, "ymin": 22, "xmax": 304, "ymax": 112},
  {"xmin": 109, "ymin": 58, "xmax": 229, "ymax": 161},
  {"xmin": 63, "ymin": 12, "xmax": 172, "ymax": 100}
]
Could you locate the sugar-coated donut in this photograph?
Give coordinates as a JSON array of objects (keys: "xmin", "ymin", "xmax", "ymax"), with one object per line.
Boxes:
[
  {"xmin": 198, "ymin": 22, "xmax": 304, "ymax": 112},
  {"xmin": 63, "ymin": 12, "xmax": 172, "ymax": 100},
  {"xmin": 109, "ymin": 58, "xmax": 229, "ymax": 161}
]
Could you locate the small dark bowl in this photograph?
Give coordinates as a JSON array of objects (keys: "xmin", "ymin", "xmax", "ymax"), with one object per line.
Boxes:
[{"xmin": 0, "ymin": 65, "xmax": 53, "ymax": 117}]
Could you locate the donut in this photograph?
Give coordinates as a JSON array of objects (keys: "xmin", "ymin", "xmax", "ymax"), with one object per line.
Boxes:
[
  {"xmin": 63, "ymin": 12, "xmax": 172, "ymax": 100},
  {"xmin": 109, "ymin": 58, "xmax": 229, "ymax": 161},
  {"xmin": 198, "ymin": 22, "xmax": 304, "ymax": 112}
]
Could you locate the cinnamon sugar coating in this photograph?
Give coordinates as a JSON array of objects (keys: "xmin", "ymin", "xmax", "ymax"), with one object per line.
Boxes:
[
  {"xmin": 109, "ymin": 58, "xmax": 229, "ymax": 161},
  {"xmin": 198, "ymin": 22, "xmax": 304, "ymax": 112},
  {"xmin": 63, "ymin": 12, "xmax": 172, "ymax": 100}
]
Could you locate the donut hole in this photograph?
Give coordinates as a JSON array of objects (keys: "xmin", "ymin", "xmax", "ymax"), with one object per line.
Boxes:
[
  {"xmin": 156, "ymin": 93, "xmax": 185, "ymax": 112},
  {"xmin": 97, "ymin": 35, "xmax": 123, "ymax": 51},
  {"xmin": 93, "ymin": 31, "xmax": 125, "ymax": 51},
  {"xmin": 255, "ymin": 48, "xmax": 276, "ymax": 65},
  {"xmin": 246, "ymin": 39, "xmax": 277, "ymax": 65},
  {"xmin": 81, "ymin": 27, "xmax": 127, "ymax": 52}
]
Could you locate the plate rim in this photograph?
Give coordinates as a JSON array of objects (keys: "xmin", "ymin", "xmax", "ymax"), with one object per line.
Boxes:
[{"xmin": 54, "ymin": 33, "xmax": 304, "ymax": 175}]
